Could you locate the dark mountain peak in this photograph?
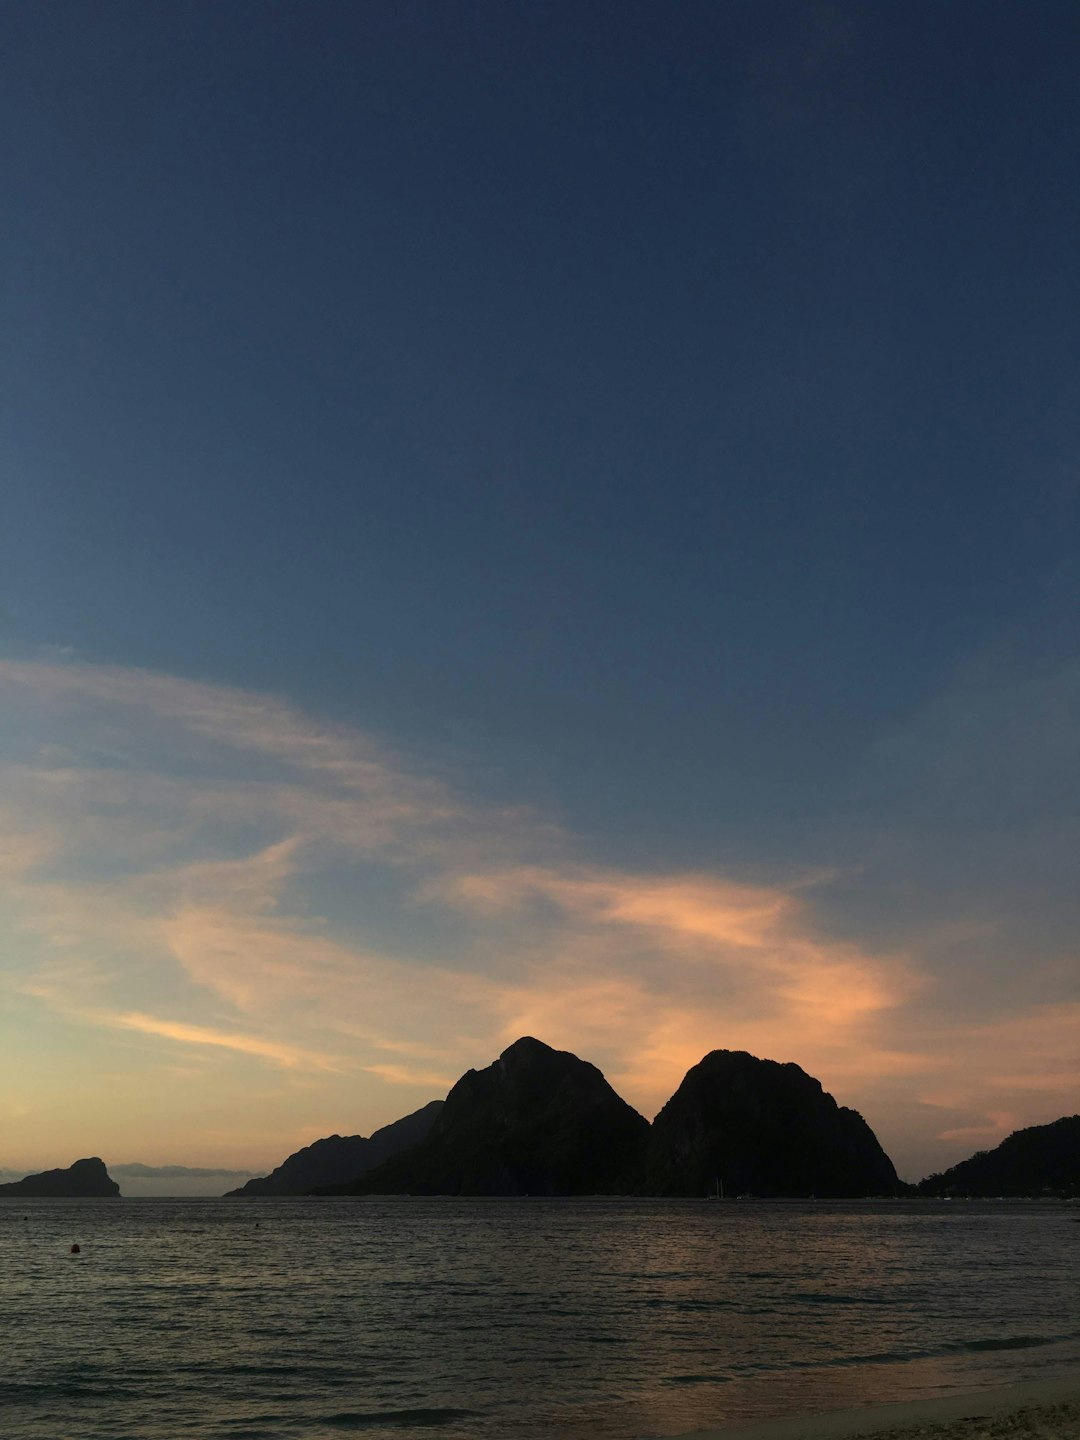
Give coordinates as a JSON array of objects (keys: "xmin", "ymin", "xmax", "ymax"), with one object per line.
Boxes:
[
  {"xmin": 647, "ymin": 1049, "xmax": 900, "ymax": 1198},
  {"xmin": 694, "ymin": 1049, "xmax": 823, "ymax": 1087},
  {"xmin": 492, "ymin": 1035, "xmax": 610, "ymax": 1088},
  {"xmin": 0, "ymin": 1156, "xmax": 120, "ymax": 1198},
  {"xmin": 331, "ymin": 1039, "xmax": 650, "ymax": 1196},
  {"xmin": 69, "ymin": 1157, "xmax": 116, "ymax": 1188},
  {"xmin": 444, "ymin": 1036, "xmax": 627, "ymax": 1125},
  {"xmin": 498, "ymin": 1035, "xmax": 561, "ymax": 1064}
]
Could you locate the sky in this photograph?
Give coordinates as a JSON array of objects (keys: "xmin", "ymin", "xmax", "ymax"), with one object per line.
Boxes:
[{"xmin": 2, "ymin": 1, "xmax": 1078, "ymax": 1191}]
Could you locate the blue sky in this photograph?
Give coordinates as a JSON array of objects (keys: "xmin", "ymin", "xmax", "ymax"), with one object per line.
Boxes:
[{"xmin": 2, "ymin": 2, "xmax": 1078, "ymax": 1186}]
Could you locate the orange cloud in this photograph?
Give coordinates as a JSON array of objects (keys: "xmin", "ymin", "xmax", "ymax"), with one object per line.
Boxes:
[
  {"xmin": 938, "ymin": 1113, "xmax": 1018, "ymax": 1144},
  {"xmin": 2, "ymin": 656, "xmax": 1076, "ymax": 1179},
  {"xmin": 109, "ymin": 1012, "xmax": 342, "ymax": 1071},
  {"xmin": 361, "ymin": 1062, "xmax": 458, "ymax": 1089}
]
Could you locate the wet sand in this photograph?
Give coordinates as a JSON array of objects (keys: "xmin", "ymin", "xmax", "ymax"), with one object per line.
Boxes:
[{"xmin": 676, "ymin": 1375, "xmax": 1080, "ymax": 1440}]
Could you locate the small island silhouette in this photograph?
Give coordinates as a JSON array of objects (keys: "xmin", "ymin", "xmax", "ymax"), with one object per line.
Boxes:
[{"xmin": 0, "ymin": 1157, "xmax": 120, "ymax": 1198}]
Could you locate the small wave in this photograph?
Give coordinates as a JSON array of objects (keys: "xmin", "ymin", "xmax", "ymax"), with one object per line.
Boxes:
[
  {"xmin": 961, "ymin": 1335, "xmax": 1056, "ymax": 1353},
  {"xmin": 639, "ymin": 1297, "xmax": 734, "ymax": 1311},
  {"xmin": 221, "ymin": 1363, "xmax": 352, "ymax": 1380},
  {"xmin": 320, "ymin": 1408, "xmax": 479, "ymax": 1430},
  {"xmin": 791, "ymin": 1291, "xmax": 889, "ymax": 1306},
  {"xmin": 0, "ymin": 1380, "xmax": 141, "ymax": 1402},
  {"xmin": 730, "ymin": 1330, "xmax": 1077, "ymax": 1376}
]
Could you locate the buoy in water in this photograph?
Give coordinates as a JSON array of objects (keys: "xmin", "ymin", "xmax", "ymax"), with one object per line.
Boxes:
[{"xmin": 70, "ymin": 1243, "xmax": 80, "ymax": 1254}]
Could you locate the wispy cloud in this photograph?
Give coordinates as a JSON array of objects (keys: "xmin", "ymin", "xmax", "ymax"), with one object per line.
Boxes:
[
  {"xmin": 936, "ymin": 1114, "xmax": 1019, "ymax": 1145},
  {"xmin": 437, "ymin": 862, "xmax": 924, "ymax": 1110},
  {"xmin": 1, "ymin": 653, "xmax": 1076, "ymax": 1179},
  {"xmin": 108, "ymin": 1012, "xmax": 344, "ymax": 1071}
]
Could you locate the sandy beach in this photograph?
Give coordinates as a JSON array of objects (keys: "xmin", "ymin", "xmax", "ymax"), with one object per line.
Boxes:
[{"xmin": 677, "ymin": 1375, "xmax": 1080, "ymax": 1440}]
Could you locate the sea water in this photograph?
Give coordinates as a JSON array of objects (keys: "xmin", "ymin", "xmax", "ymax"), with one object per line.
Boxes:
[{"xmin": 2, "ymin": 1198, "xmax": 1078, "ymax": 1439}]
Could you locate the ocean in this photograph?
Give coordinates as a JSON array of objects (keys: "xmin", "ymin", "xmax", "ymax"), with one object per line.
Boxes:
[{"xmin": 2, "ymin": 1198, "xmax": 1078, "ymax": 1439}]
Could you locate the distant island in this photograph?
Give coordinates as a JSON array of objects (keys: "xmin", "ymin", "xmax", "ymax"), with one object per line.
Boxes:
[
  {"xmin": 0, "ymin": 1157, "xmax": 120, "ymax": 1198},
  {"xmin": 917, "ymin": 1115, "xmax": 1080, "ymax": 1198}
]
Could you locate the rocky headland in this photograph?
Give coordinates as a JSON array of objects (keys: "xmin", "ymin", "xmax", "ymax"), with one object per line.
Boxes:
[
  {"xmin": 0, "ymin": 1157, "xmax": 120, "ymax": 1197},
  {"xmin": 917, "ymin": 1114, "xmax": 1080, "ymax": 1198},
  {"xmin": 226, "ymin": 1100, "xmax": 444, "ymax": 1196}
]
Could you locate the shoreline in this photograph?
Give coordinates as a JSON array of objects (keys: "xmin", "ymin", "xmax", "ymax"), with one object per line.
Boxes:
[{"xmin": 675, "ymin": 1374, "xmax": 1080, "ymax": 1440}]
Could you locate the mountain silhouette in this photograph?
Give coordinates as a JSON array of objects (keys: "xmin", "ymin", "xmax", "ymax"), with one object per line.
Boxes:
[
  {"xmin": 323, "ymin": 1037, "xmax": 650, "ymax": 1196},
  {"xmin": 0, "ymin": 1157, "xmax": 120, "ymax": 1197},
  {"xmin": 917, "ymin": 1115, "xmax": 1080, "ymax": 1197},
  {"xmin": 646, "ymin": 1050, "xmax": 901, "ymax": 1197},
  {"xmin": 225, "ymin": 1101, "xmax": 444, "ymax": 1196}
]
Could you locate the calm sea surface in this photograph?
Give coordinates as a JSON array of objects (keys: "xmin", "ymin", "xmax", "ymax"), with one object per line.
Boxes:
[{"xmin": 2, "ymin": 1198, "xmax": 1078, "ymax": 1439}]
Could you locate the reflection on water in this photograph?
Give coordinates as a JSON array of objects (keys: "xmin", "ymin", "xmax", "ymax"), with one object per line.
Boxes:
[{"xmin": 1, "ymin": 1198, "xmax": 1078, "ymax": 1439}]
